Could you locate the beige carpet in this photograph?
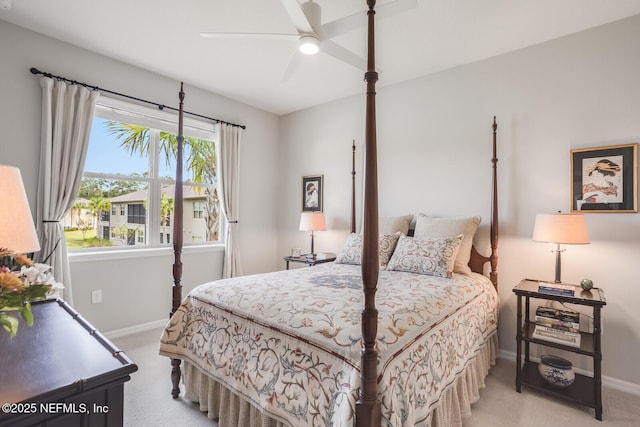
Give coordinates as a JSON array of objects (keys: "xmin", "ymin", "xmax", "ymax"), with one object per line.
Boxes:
[{"xmin": 113, "ymin": 328, "xmax": 640, "ymax": 426}]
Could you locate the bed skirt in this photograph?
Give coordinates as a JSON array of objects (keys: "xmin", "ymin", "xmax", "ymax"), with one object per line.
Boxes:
[{"xmin": 181, "ymin": 332, "xmax": 498, "ymax": 426}]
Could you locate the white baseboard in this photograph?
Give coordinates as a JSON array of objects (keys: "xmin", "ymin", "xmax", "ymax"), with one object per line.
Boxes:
[
  {"xmin": 104, "ymin": 319, "xmax": 168, "ymax": 340},
  {"xmin": 498, "ymin": 349, "xmax": 640, "ymax": 397}
]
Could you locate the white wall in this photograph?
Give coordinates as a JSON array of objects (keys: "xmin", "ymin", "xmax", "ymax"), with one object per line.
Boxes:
[
  {"xmin": 0, "ymin": 20, "xmax": 281, "ymax": 332},
  {"xmin": 279, "ymin": 14, "xmax": 640, "ymax": 389}
]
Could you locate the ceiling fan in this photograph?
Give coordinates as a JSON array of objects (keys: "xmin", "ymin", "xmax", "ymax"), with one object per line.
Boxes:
[{"xmin": 200, "ymin": 0, "xmax": 419, "ymax": 81}]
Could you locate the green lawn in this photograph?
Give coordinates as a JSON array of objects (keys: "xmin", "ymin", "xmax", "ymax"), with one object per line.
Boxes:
[{"xmin": 64, "ymin": 229, "xmax": 112, "ymax": 249}]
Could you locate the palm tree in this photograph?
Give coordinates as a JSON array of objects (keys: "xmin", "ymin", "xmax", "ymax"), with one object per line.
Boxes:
[
  {"xmin": 187, "ymin": 138, "xmax": 219, "ymax": 241},
  {"xmin": 160, "ymin": 192, "xmax": 175, "ymax": 241},
  {"xmin": 88, "ymin": 197, "xmax": 111, "ymax": 241},
  {"xmin": 106, "ymin": 121, "xmax": 219, "ymax": 241},
  {"xmin": 71, "ymin": 201, "xmax": 86, "ymax": 229}
]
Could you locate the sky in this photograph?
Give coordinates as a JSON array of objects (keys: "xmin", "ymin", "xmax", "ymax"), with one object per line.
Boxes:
[{"xmin": 85, "ymin": 117, "xmax": 176, "ymax": 178}]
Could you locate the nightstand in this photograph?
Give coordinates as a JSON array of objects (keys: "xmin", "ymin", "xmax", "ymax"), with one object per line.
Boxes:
[
  {"xmin": 513, "ymin": 279, "xmax": 606, "ymax": 420},
  {"xmin": 284, "ymin": 255, "xmax": 336, "ymax": 270}
]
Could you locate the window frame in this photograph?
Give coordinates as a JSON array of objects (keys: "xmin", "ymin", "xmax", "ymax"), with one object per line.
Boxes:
[{"xmin": 70, "ymin": 96, "xmax": 222, "ymax": 253}]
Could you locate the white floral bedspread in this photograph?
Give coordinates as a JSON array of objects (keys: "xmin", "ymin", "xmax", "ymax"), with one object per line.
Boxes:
[{"xmin": 159, "ymin": 263, "xmax": 498, "ymax": 426}]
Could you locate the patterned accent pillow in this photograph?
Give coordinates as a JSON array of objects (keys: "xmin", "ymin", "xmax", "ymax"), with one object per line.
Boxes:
[
  {"xmin": 335, "ymin": 233, "xmax": 362, "ymax": 265},
  {"xmin": 386, "ymin": 234, "xmax": 464, "ymax": 278},
  {"xmin": 413, "ymin": 215, "xmax": 481, "ymax": 275},
  {"xmin": 335, "ymin": 232, "xmax": 401, "ymax": 267}
]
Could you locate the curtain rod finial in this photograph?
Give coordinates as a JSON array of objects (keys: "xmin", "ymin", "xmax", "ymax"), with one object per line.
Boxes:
[{"xmin": 30, "ymin": 67, "xmax": 40, "ymax": 75}]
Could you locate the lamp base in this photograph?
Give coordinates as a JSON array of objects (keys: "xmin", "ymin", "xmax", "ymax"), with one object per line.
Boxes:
[{"xmin": 305, "ymin": 253, "xmax": 316, "ymax": 260}]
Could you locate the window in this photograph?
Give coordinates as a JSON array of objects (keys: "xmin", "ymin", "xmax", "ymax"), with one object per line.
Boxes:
[
  {"xmin": 66, "ymin": 96, "xmax": 220, "ymax": 250},
  {"xmin": 193, "ymin": 202, "xmax": 204, "ymax": 219},
  {"xmin": 127, "ymin": 204, "xmax": 146, "ymax": 225}
]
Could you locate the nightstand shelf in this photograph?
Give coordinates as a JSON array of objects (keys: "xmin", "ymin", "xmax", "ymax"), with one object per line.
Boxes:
[
  {"xmin": 523, "ymin": 322, "xmax": 595, "ymax": 355},
  {"xmin": 519, "ymin": 361, "xmax": 596, "ymax": 408},
  {"xmin": 513, "ymin": 278, "xmax": 606, "ymax": 420}
]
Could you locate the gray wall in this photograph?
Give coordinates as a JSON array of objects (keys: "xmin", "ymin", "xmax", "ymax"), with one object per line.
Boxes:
[
  {"xmin": 2, "ymin": 12, "xmax": 639, "ymax": 392},
  {"xmin": 0, "ymin": 20, "xmax": 281, "ymax": 333},
  {"xmin": 278, "ymin": 15, "xmax": 640, "ymax": 391}
]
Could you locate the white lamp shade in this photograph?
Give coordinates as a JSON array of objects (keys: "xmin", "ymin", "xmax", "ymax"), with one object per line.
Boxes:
[
  {"xmin": 299, "ymin": 212, "xmax": 326, "ymax": 231},
  {"xmin": 0, "ymin": 165, "xmax": 41, "ymax": 254},
  {"xmin": 532, "ymin": 213, "xmax": 589, "ymax": 245}
]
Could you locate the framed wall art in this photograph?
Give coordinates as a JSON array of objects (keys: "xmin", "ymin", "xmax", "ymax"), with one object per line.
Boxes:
[
  {"xmin": 571, "ymin": 143, "xmax": 637, "ymax": 213},
  {"xmin": 302, "ymin": 175, "xmax": 323, "ymax": 212}
]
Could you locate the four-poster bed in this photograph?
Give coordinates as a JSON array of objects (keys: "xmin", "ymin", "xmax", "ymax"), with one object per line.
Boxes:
[{"xmin": 160, "ymin": 1, "xmax": 499, "ymax": 425}]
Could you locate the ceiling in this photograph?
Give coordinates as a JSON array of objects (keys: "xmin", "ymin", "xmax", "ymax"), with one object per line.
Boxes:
[{"xmin": 2, "ymin": 0, "xmax": 640, "ymax": 115}]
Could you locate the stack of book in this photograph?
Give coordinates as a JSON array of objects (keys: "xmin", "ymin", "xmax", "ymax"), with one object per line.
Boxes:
[
  {"xmin": 537, "ymin": 282, "xmax": 576, "ymax": 297},
  {"xmin": 532, "ymin": 306, "xmax": 581, "ymax": 348}
]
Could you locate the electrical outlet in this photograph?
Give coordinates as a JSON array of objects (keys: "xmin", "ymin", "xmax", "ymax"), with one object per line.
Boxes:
[{"xmin": 91, "ymin": 290, "xmax": 102, "ymax": 304}]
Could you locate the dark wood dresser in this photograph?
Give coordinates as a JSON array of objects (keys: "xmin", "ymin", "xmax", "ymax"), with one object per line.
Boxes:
[{"xmin": 0, "ymin": 299, "xmax": 138, "ymax": 427}]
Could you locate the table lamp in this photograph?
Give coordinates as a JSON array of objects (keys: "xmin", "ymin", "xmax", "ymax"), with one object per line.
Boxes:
[
  {"xmin": 299, "ymin": 212, "xmax": 326, "ymax": 259},
  {"xmin": 532, "ymin": 212, "xmax": 589, "ymax": 283},
  {"xmin": 0, "ymin": 165, "xmax": 41, "ymax": 254}
]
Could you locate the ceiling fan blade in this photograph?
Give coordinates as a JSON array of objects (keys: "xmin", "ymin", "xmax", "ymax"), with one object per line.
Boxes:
[
  {"xmin": 320, "ymin": 40, "xmax": 367, "ymax": 71},
  {"xmin": 321, "ymin": 0, "xmax": 419, "ymax": 40},
  {"xmin": 200, "ymin": 32, "xmax": 298, "ymax": 40},
  {"xmin": 281, "ymin": 0, "xmax": 314, "ymax": 34},
  {"xmin": 281, "ymin": 50, "xmax": 304, "ymax": 83}
]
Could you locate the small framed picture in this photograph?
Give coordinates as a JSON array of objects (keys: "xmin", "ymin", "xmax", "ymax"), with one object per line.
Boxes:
[
  {"xmin": 302, "ymin": 175, "xmax": 323, "ymax": 212},
  {"xmin": 571, "ymin": 143, "xmax": 637, "ymax": 213}
]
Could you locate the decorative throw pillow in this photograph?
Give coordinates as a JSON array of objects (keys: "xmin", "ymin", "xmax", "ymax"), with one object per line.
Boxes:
[
  {"xmin": 335, "ymin": 233, "xmax": 362, "ymax": 265},
  {"xmin": 413, "ymin": 214, "xmax": 481, "ymax": 275},
  {"xmin": 378, "ymin": 233, "xmax": 401, "ymax": 266},
  {"xmin": 387, "ymin": 234, "xmax": 463, "ymax": 278},
  {"xmin": 335, "ymin": 232, "xmax": 401, "ymax": 267}
]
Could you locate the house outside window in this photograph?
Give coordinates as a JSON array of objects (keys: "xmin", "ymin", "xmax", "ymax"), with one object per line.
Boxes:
[{"xmin": 64, "ymin": 96, "xmax": 221, "ymax": 250}]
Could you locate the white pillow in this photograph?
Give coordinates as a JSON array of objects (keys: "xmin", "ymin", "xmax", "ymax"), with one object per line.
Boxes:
[
  {"xmin": 387, "ymin": 234, "xmax": 463, "ymax": 278},
  {"xmin": 413, "ymin": 214, "xmax": 481, "ymax": 275},
  {"xmin": 335, "ymin": 232, "xmax": 401, "ymax": 267},
  {"xmin": 361, "ymin": 215, "xmax": 413, "ymax": 236}
]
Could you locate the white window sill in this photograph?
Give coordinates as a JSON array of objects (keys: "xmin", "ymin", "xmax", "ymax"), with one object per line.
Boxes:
[{"xmin": 69, "ymin": 243, "xmax": 225, "ymax": 263}]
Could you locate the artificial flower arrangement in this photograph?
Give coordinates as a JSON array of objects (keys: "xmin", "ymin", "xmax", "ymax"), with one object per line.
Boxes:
[{"xmin": 0, "ymin": 249, "xmax": 63, "ymax": 337}]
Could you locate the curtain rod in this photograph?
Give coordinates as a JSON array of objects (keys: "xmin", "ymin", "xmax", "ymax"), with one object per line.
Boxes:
[{"xmin": 29, "ymin": 67, "xmax": 246, "ymax": 130}]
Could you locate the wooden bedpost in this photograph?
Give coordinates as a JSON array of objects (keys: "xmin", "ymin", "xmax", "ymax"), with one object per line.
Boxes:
[
  {"xmin": 170, "ymin": 82, "xmax": 185, "ymax": 398},
  {"xmin": 490, "ymin": 116, "xmax": 499, "ymax": 288},
  {"xmin": 356, "ymin": 1, "xmax": 381, "ymax": 426},
  {"xmin": 351, "ymin": 140, "xmax": 357, "ymax": 234}
]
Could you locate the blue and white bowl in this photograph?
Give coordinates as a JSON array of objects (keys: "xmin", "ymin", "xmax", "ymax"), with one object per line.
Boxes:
[{"xmin": 538, "ymin": 355, "xmax": 575, "ymax": 387}]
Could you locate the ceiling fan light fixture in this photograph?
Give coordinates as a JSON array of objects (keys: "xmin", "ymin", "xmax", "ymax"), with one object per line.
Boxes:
[{"xmin": 299, "ymin": 35, "xmax": 319, "ymax": 55}]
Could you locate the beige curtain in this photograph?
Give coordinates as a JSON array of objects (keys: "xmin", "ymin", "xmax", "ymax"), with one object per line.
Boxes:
[
  {"xmin": 36, "ymin": 77, "xmax": 99, "ymax": 305},
  {"xmin": 216, "ymin": 123, "xmax": 242, "ymax": 278}
]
